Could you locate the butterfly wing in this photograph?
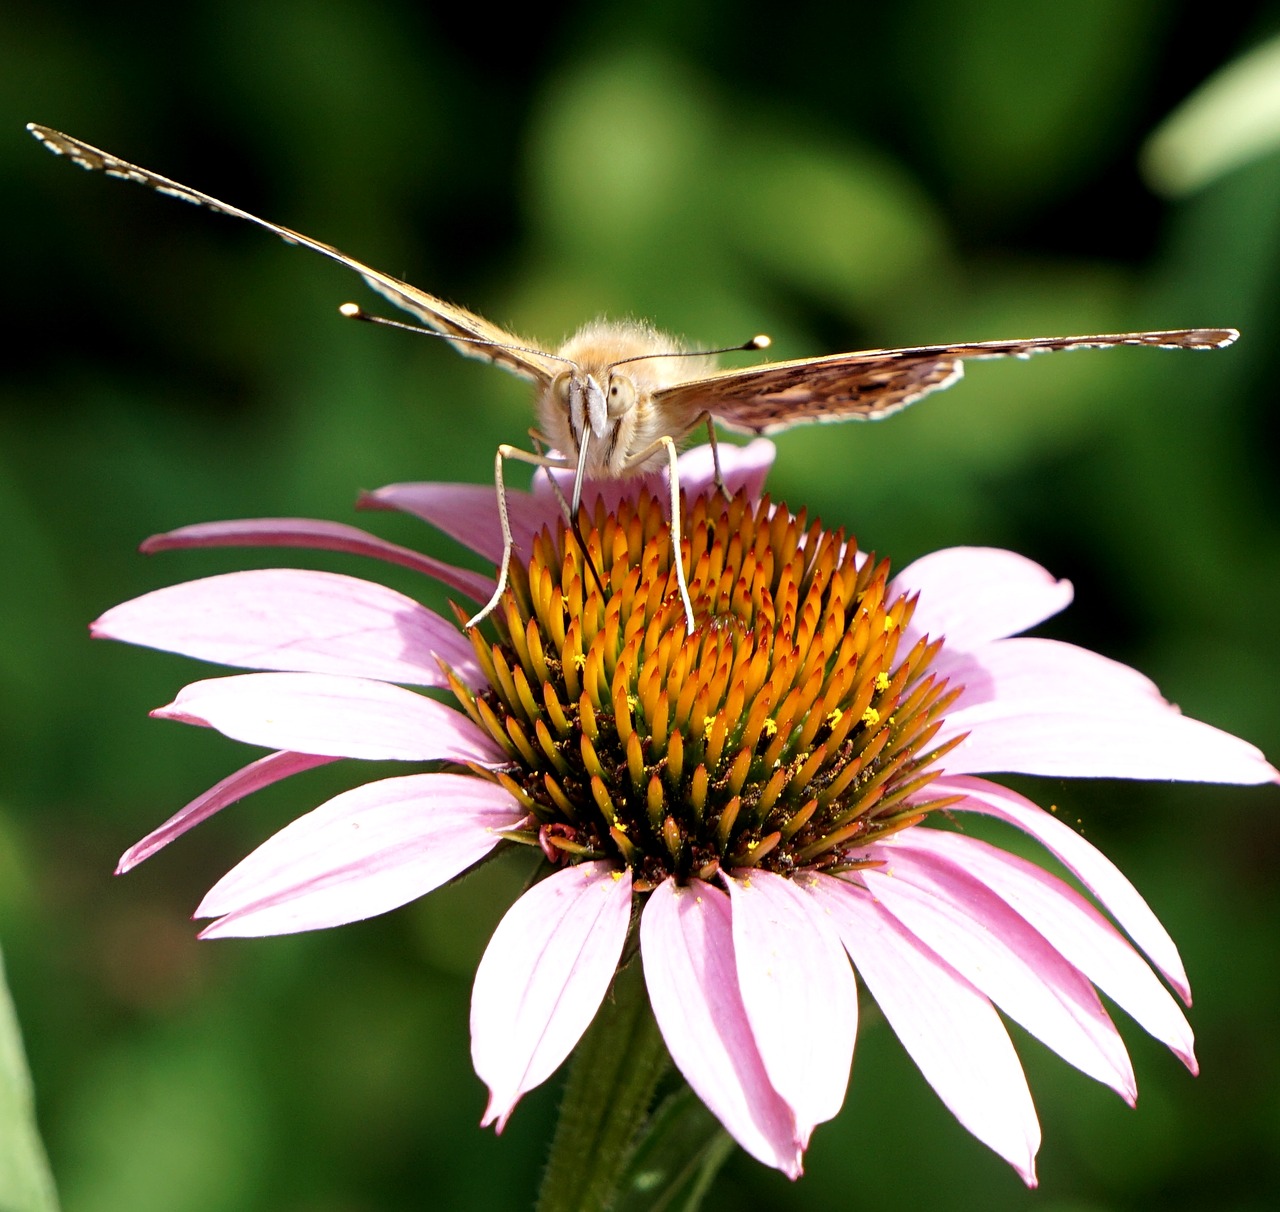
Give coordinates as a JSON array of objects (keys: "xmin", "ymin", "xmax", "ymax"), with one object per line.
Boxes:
[
  {"xmin": 27, "ymin": 123, "xmax": 563, "ymax": 387},
  {"xmin": 655, "ymin": 329, "xmax": 1239, "ymax": 435}
]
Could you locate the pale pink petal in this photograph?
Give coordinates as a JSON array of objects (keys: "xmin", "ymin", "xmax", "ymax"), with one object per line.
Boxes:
[
  {"xmin": 197, "ymin": 773, "xmax": 523, "ymax": 936},
  {"xmin": 938, "ymin": 776, "xmax": 1192, "ymax": 1002},
  {"xmin": 360, "ymin": 482, "xmax": 545, "ymax": 565},
  {"xmin": 938, "ymin": 699, "xmax": 1276, "ymax": 784},
  {"xmin": 640, "ymin": 879, "xmax": 802, "ymax": 1177},
  {"xmin": 861, "ymin": 854, "xmax": 1137, "ymax": 1102},
  {"xmin": 140, "ymin": 517, "xmax": 494, "ymax": 602},
  {"xmin": 472, "ymin": 863, "xmax": 632, "ymax": 1130},
  {"xmin": 723, "ymin": 870, "xmax": 856, "ymax": 1142},
  {"xmin": 673, "ymin": 438, "xmax": 776, "ymax": 499},
  {"xmin": 807, "ymin": 874, "xmax": 1039, "ymax": 1186},
  {"xmin": 152, "ymin": 673, "xmax": 505, "ymax": 763},
  {"xmin": 894, "ymin": 828, "xmax": 1197, "ymax": 1071},
  {"xmin": 92, "ymin": 568, "xmax": 480, "ymax": 688},
  {"xmin": 536, "ymin": 438, "xmax": 777, "ymax": 509},
  {"xmin": 893, "ymin": 548, "xmax": 1073, "ymax": 649},
  {"xmin": 116, "ymin": 750, "xmax": 340, "ymax": 873},
  {"xmin": 933, "ymin": 637, "xmax": 1165, "ymax": 708}
]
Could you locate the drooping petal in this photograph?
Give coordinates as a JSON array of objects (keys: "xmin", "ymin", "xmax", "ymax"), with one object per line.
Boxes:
[
  {"xmin": 932, "ymin": 637, "xmax": 1165, "ymax": 709},
  {"xmin": 723, "ymin": 871, "xmax": 856, "ymax": 1143},
  {"xmin": 153, "ymin": 673, "xmax": 506, "ymax": 763},
  {"xmin": 92, "ymin": 568, "xmax": 480, "ymax": 688},
  {"xmin": 808, "ymin": 874, "xmax": 1040, "ymax": 1186},
  {"xmin": 937, "ymin": 698, "xmax": 1277, "ymax": 784},
  {"xmin": 472, "ymin": 863, "xmax": 632, "ymax": 1130},
  {"xmin": 140, "ymin": 517, "xmax": 494, "ymax": 602},
  {"xmin": 893, "ymin": 548, "xmax": 1073, "ymax": 649},
  {"xmin": 360, "ymin": 481, "xmax": 545, "ymax": 565},
  {"xmin": 938, "ymin": 776, "xmax": 1192, "ymax": 1002},
  {"xmin": 197, "ymin": 773, "xmax": 523, "ymax": 936},
  {"xmin": 116, "ymin": 750, "xmax": 340, "ymax": 873},
  {"xmin": 894, "ymin": 828, "xmax": 1197, "ymax": 1071},
  {"xmin": 640, "ymin": 879, "xmax": 802, "ymax": 1178},
  {"xmin": 861, "ymin": 852, "xmax": 1137, "ymax": 1102}
]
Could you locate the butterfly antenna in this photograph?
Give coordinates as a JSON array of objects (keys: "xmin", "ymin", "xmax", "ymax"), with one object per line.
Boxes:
[
  {"xmin": 609, "ymin": 333, "xmax": 771, "ymax": 371},
  {"xmin": 339, "ymin": 303, "xmax": 577, "ymax": 366}
]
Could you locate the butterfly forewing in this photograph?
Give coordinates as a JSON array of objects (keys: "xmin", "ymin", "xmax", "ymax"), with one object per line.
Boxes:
[
  {"xmin": 26, "ymin": 123, "xmax": 560, "ymax": 387},
  {"xmin": 655, "ymin": 329, "xmax": 1240, "ymax": 436}
]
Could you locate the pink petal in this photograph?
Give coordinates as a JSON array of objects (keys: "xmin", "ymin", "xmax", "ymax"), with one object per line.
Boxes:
[
  {"xmin": 861, "ymin": 852, "xmax": 1137, "ymax": 1102},
  {"xmin": 640, "ymin": 879, "xmax": 803, "ymax": 1177},
  {"xmin": 893, "ymin": 548, "xmax": 1073, "ymax": 649},
  {"xmin": 140, "ymin": 517, "xmax": 494, "ymax": 602},
  {"xmin": 674, "ymin": 438, "xmax": 776, "ymax": 499},
  {"xmin": 153, "ymin": 672, "xmax": 504, "ymax": 763},
  {"xmin": 116, "ymin": 750, "xmax": 340, "ymax": 873},
  {"xmin": 807, "ymin": 874, "xmax": 1039, "ymax": 1186},
  {"xmin": 938, "ymin": 698, "xmax": 1276, "ymax": 784},
  {"xmin": 535, "ymin": 438, "xmax": 777, "ymax": 509},
  {"xmin": 197, "ymin": 773, "xmax": 523, "ymax": 936},
  {"xmin": 360, "ymin": 482, "xmax": 545, "ymax": 565},
  {"xmin": 933, "ymin": 637, "xmax": 1165, "ymax": 708},
  {"xmin": 939, "ymin": 776, "xmax": 1192, "ymax": 1002},
  {"xmin": 894, "ymin": 828, "xmax": 1197, "ymax": 1072},
  {"xmin": 472, "ymin": 862, "xmax": 632, "ymax": 1130},
  {"xmin": 92, "ymin": 568, "xmax": 479, "ymax": 688},
  {"xmin": 723, "ymin": 871, "xmax": 856, "ymax": 1143}
]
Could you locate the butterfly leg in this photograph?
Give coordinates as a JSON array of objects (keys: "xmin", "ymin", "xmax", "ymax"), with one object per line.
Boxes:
[
  {"xmin": 622, "ymin": 435, "xmax": 697, "ymax": 633},
  {"xmin": 703, "ymin": 415, "xmax": 731, "ymax": 500},
  {"xmin": 466, "ymin": 443, "xmax": 573, "ymax": 630},
  {"xmin": 528, "ymin": 429, "xmax": 574, "ymax": 525}
]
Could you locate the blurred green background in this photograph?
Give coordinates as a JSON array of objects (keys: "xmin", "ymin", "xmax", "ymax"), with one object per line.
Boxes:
[{"xmin": 3, "ymin": 1, "xmax": 1279, "ymax": 1208}]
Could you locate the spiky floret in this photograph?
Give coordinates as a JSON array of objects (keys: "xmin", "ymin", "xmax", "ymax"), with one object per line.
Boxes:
[{"xmin": 450, "ymin": 487, "xmax": 963, "ymax": 889}]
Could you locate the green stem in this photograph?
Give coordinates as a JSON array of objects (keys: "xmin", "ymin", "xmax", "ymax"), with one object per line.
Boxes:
[
  {"xmin": 536, "ymin": 959, "xmax": 668, "ymax": 1212},
  {"xmin": 535, "ymin": 958, "xmax": 735, "ymax": 1211}
]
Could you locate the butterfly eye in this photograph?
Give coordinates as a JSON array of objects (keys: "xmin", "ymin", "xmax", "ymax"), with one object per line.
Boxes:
[
  {"xmin": 552, "ymin": 372, "xmax": 574, "ymax": 407},
  {"xmin": 606, "ymin": 375, "xmax": 636, "ymax": 417}
]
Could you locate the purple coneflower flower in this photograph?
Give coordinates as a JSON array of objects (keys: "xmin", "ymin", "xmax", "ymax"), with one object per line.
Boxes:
[{"xmin": 94, "ymin": 440, "xmax": 1275, "ymax": 1184}]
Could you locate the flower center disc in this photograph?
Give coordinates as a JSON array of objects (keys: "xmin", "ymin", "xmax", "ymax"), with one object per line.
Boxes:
[{"xmin": 454, "ymin": 488, "xmax": 960, "ymax": 889}]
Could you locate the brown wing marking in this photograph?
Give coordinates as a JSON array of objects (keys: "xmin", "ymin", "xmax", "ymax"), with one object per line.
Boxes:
[
  {"xmin": 655, "ymin": 329, "xmax": 1239, "ymax": 436},
  {"xmin": 657, "ymin": 352, "xmax": 963, "ymax": 435},
  {"xmin": 27, "ymin": 123, "xmax": 561, "ymax": 386}
]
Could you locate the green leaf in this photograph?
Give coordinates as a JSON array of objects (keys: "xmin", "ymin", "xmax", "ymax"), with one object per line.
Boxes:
[{"xmin": 0, "ymin": 941, "xmax": 59, "ymax": 1212}]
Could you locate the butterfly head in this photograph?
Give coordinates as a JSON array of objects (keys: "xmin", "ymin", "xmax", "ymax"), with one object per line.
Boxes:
[{"xmin": 537, "ymin": 321, "xmax": 715, "ymax": 485}]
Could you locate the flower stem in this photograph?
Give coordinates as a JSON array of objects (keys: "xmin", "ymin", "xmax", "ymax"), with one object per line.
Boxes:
[{"xmin": 535, "ymin": 958, "xmax": 732, "ymax": 1211}]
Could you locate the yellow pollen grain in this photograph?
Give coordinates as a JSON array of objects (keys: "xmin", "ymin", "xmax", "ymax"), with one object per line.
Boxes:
[
  {"xmin": 572, "ymin": 652, "xmax": 586, "ymax": 671},
  {"xmin": 826, "ymin": 707, "xmax": 844, "ymax": 726},
  {"xmin": 763, "ymin": 718, "xmax": 778, "ymax": 737},
  {"xmin": 703, "ymin": 715, "xmax": 716, "ymax": 740},
  {"xmin": 862, "ymin": 706, "xmax": 881, "ymax": 727},
  {"xmin": 875, "ymin": 671, "xmax": 891, "ymax": 691}
]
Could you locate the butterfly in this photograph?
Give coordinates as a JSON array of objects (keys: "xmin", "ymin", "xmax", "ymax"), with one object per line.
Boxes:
[{"xmin": 28, "ymin": 122, "xmax": 1238, "ymax": 630}]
